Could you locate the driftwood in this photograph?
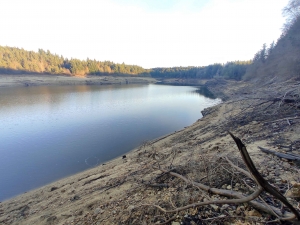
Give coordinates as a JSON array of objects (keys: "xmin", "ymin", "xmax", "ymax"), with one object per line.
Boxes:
[{"xmin": 258, "ymin": 146, "xmax": 300, "ymax": 161}]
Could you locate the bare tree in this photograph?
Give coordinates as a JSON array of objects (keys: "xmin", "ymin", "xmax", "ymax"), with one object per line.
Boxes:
[{"xmin": 282, "ymin": 0, "xmax": 300, "ymax": 34}]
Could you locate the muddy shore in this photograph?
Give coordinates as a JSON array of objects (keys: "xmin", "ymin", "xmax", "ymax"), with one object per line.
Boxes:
[
  {"xmin": 0, "ymin": 77, "xmax": 299, "ymax": 224},
  {"xmin": 0, "ymin": 74, "xmax": 156, "ymax": 88}
]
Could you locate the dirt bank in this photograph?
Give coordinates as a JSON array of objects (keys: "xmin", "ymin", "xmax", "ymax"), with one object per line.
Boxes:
[
  {"xmin": 0, "ymin": 74, "xmax": 156, "ymax": 88},
  {"xmin": 0, "ymin": 78, "xmax": 300, "ymax": 224}
]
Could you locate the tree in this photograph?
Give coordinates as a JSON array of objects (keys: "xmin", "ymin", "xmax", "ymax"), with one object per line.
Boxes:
[
  {"xmin": 282, "ymin": 0, "xmax": 300, "ymax": 35},
  {"xmin": 260, "ymin": 43, "xmax": 267, "ymax": 63},
  {"xmin": 267, "ymin": 41, "xmax": 276, "ymax": 56}
]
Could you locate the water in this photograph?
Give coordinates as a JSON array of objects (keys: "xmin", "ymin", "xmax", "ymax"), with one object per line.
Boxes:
[{"xmin": 0, "ymin": 84, "xmax": 221, "ymax": 201}]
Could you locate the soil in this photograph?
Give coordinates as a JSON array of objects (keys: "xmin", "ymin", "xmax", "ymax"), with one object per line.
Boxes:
[
  {"xmin": 0, "ymin": 77, "xmax": 300, "ymax": 225},
  {"xmin": 0, "ymin": 74, "xmax": 156, "ymax": 88}
]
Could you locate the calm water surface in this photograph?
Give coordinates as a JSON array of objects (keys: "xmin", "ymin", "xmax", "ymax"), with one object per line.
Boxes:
[{"xmin": 0, "ymin": 84, "xmax": 221, "ymax": 201}]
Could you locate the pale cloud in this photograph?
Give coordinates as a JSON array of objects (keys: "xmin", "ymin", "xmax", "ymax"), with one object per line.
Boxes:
[{"xmin": 0, "ymin": 0, "xmax": 289, "ymax": 68}]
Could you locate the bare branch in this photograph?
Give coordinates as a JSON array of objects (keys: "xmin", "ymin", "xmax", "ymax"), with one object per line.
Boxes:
[
  {"xmin": 229, "ymin": 132, "xmax": 300, "ymax": 220},
  {"xmin": 141, "ymin": 186, "xmax": 263, "ymax": 213}
]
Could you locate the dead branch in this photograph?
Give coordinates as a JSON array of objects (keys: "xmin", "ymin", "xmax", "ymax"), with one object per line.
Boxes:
[
  {"xmin": 229, "ymin": 132, "xmax": 300, "ymax": 220},
  {"xmin": 142, "ymin": 186, "xmax": 262, "ymax": 213},
  {"xmin": 258, "ymin": 146, "xmax": 300, "ymax": 161},
  {"xmin": 155, "ymin": 168, "xmax": 287, "ymax": 217},
  {"xmin": 224, "ymin": 156, "xmax": 251, "ymax": 178}
]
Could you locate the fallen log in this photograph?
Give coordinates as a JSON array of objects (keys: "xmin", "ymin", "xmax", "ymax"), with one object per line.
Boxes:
[{"xmin": 258, "ymin": 146, "xmax": 300, "ymax": 161}]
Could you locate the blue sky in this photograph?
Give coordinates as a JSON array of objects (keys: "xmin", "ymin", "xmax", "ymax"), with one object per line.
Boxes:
[{"xmin": 0, "ymin": 0, "xmax": 289, "ymax": 68}]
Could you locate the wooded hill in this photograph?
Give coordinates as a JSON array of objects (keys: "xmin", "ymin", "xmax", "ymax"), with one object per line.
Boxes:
[
  {"xmin": 243, "ymin": 0, "xmax": 300, "ymax": 83},
  {"xmin": 0, "ymin": 45, "xmax": 251, "ymax": 80},
  {"xmin": 0, "ymin": 47, "xmax": 149, "ymax": 76}
]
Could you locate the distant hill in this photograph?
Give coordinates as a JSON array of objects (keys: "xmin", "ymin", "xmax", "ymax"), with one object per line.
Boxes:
[
  {"xmin": 0, "ymin": 45, "xmax": 251, "ymax": 80},
  {"xmin": 0, "ymin": 46, "xmax": 149, "ymax": 76}
]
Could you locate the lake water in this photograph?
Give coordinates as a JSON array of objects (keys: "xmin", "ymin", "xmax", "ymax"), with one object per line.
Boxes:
[{"xmin": 0, "ymin": 84, "xmax": 221, "ymax": 201}]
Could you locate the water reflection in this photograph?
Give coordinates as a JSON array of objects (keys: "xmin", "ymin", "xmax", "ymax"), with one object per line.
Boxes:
[
  {"xmin": 192, "ymin": 86, "xmax": 216, "ymax": 99},
  {"xmin": 0, "ymin": 84, "xmax": 147, "ymax": 110},
  {"xmin": 0, "ymin": 84, "xmax": 221, "ymax": 201}
]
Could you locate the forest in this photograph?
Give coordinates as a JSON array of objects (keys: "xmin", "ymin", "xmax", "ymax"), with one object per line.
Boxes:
[
  {"xmin": 0, "ymin": 45, "xmax": 253, "ymax": 80},
  {"xmin": 0, "ymin": 46, "xmax": 149, "ymax": 76},
  {"xmin": 0, "ymin": 31, "xmax": 284, "ymax": 81}
]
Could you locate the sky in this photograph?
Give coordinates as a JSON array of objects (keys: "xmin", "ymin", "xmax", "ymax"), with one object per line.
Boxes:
[{"xmin": 1, "ymin": 0, "xmax": 289, "ymax": 68}]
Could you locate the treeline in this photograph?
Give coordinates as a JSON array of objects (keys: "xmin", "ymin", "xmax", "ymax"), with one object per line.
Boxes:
[
  {"xmin": 243, "ymin": 0, "xmax": 300, "ymax": 81},
  {"xmin": 0, "ymin": 46, "xmax": 149, "ymax": 76},
  {"xmin": 0, "ymin": 45, "xmax": 251, "ymax": 80},
  {"xmin": 151, "ymin": 61, "xmax": 251, "ymax": 80}
]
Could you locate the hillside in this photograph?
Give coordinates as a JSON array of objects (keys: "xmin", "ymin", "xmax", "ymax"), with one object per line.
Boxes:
[{"xmin": 244, "ymin": 17, "xmax": 300, "ymax": 84}]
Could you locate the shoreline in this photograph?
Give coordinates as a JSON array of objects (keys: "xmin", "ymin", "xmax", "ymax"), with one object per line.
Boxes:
[
  {"xmin": 1, "ymin": 78, "xmax": 300, "ymax": 224},
  {"xmin": 0, "ymin": 74, "xmax": 157, "ymax": 88}
]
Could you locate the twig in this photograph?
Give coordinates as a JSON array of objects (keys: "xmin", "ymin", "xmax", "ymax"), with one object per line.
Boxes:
[
  {"xmin": 145, "ymin": 183, "xmax": 169, "ymax": 188},
  {"xmin": 224, "ymin": 157, "xmax": 251, "ymax": 178}
]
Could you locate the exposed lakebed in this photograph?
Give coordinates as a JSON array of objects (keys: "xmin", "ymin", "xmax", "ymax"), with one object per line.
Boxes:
[{"xmin": 0, "ymin": 84, "xmax": 221, "ymax": 200}]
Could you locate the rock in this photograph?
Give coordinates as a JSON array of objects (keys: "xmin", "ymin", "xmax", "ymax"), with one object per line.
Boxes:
[
  {"xmin": 40, "ymin": 213, "xmax": 52, "ymax": 220},
  {"xmin": 286, "ymin": 183, "xmax": 300, "ymax": 197},
  {"xmin": 245, "ymin": 209, "xmax": 262, "ymax": 217},
  {"xmin": 46, "ymin": 216, "xmax": 57, "ymax": 222},
  {"xmin": 236, "ymin": 205, "xmax": 244, "ymax": 215},
  {"xmin": 221, "ymin": 204, "xmax": 229, "ymax": 209},
  {"xmin": 50, "ymin": 187, "xmax": 58, "ymax": 192},
  {"xmin": 220, "ymin": 204, "xmax": 229, "ymax": 212},
  {"xmin": 122, "ymin": 155, "xmax": 126, "ymax": 159},
  {"xmin": 211, "ymin": 204, "xmax": 219, "ymax": 211},
  {"xmin": 127, "ymin": 205, "xmax": 135, "ymax": 211},
  {"xmin": 93, "ymin": 208, "xmax": 104, "ymax": 215},
  {"xmin": 70, "ymin": 195, "xmax": 80, "ymax": 201},
  {"xmin": 226, "ymin": 185, "xmax": 232, "ymax": 190},
  {"xmin": 227, "ymin": 210, "xmax": 235, "ymax": 216},
  {"xmin": 291, "ymin": 181, "xmax": 297, "ymax": 185},
  {"xmin": 172, "ymin": 222, "xmax": 180, "ymax": 225},
  {"xmin": 19, "ymin": 205, "xmax": 30, "ymax": 217}
]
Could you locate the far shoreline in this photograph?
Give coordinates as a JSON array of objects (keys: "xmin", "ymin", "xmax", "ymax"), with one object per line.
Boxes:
[{"xmin": 0, "ymin": 74, "xmax": 157, "ymax": 88}]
